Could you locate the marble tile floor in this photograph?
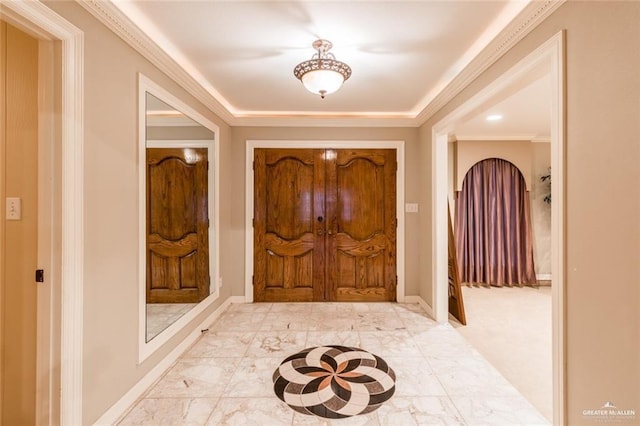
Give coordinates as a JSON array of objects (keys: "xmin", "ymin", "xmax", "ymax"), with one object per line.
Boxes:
[
  {"xmin": 146, "ymin": 303, "xmax": 198, "ymax": 341},
  {"xmin": 119, "ymin": 302, "xmax": 549, "ymax": 425}
]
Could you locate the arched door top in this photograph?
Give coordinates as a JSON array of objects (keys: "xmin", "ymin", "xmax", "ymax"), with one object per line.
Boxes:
[
  {"xmin": 461, "ymin": 157, "xmax": 529, "ymax": 191},
  {"xmin": 454, "ymin": 140, "xmax": 535, "ymax": 191}
]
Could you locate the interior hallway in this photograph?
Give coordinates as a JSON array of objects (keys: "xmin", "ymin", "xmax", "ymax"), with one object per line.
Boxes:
[{"xmin": 119, "ymin": 302, "xmax": 548, "ymax": 425}]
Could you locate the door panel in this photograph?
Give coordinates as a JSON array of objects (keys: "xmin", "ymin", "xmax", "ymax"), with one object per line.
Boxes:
[
  {"xmin": 147, "ymin": 148, "xmax": 209, "ymax": 303},
  {"xmin": 328, "ymin": 149, "xmax": 396, "ymax": 301},
  {"xmin": 253, "ymin": 148, "xmax": 396, "ymax": 302},
  {"xmin": 254, "ymin": 149, "xmax": 325, "ymax": 302},
  {"xmin": 1, "ymin": 21, "xmax": 39, "ymax": 425}
]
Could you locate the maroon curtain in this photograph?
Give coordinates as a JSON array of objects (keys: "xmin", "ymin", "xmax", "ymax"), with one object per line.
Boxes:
[{"xmin": 454, "ymin": 158, "xmax": 536, "ymax": 286}]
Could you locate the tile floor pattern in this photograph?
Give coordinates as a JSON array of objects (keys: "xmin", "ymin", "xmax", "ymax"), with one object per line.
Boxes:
[
  {"xmin": 273, "ymin": 345, "xmax": 396, "ymax": 418},
  {"xmin": 119, "ymin": 302, "xmax": 550, "ymax": 425}
]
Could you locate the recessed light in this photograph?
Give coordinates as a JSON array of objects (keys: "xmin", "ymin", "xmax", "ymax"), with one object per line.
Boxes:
[{"xmin": 486, "ymin": 114, "xmax": 503, "ymax": 122}]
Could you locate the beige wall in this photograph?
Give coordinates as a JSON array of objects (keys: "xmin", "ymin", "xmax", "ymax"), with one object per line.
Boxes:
[
  {"xmin": 147, "ymin": 125, "xmax": 215, "ymax": 140},
  {"xmin": 417, "ymin": 125, "xmax": 434, "ymax": 306},
  {"xmin": 40, "ymin": 2, "xmax": 233, "ymax": 423},
  {"xmin": 229, "ymin": 127, "xmax": 422, "ymax": 297},
  {"xmin": 447, "ymin": 141, "xmax": 456, "ymax": 223},
  {"xmin": 418, "ymin": 2, "xmax": 639, "ymax": 423}
]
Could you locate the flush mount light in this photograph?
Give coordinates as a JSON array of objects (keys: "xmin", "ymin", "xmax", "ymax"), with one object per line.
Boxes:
[
  {"xmin": 293, "ymin": 39, "xmax": 352, "ymax": 99},
  {"xmin": 486, "ymin": 114, "xmax": 503, "ymax": 121}
]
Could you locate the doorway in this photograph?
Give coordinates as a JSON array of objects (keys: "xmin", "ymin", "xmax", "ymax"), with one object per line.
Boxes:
[
  {"xmin": 452, "ymin": 149, "xmax": 552, "ymax": 419},
  {"xmin": 455, "ymin": 158, "xmax": 537, "ymax": 286},
  {"xmin": 432, "ymin": 32, "xmax": 565, "ymax": 423},
  {"xmin": 1, "ymin": 14, "xmax": 68, "ymax": 424},
  {"xmin": 0, "ymin": 2, "xmax": 84, "ymax": 423},
  {"xmin": 1, "ymin": 20, "xmax": 40, "ymax": 425},
  {"xmin": 253, "ymin": 148, "xmax": 397, "ymax": 302},
  {"xmin": 245, "ymin": 141, "xmax": 404, "ymax": 302}
]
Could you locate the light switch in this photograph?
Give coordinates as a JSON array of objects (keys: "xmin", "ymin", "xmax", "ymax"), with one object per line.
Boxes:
[
  {"xmin": 405, "ymin": 203, "xmax": 419, "ymax": 213},
  {"xmin": 6, "ymin": 197, "xmax": 21, "ymax": 220}
]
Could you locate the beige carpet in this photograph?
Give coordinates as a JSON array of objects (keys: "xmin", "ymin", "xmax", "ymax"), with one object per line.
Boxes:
[{"xmin": 451, "ymin": 285, "xmax": 552, "ymax": 421}]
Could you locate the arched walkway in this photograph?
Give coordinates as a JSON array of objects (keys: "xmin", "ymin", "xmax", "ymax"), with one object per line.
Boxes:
[{"xmin": 455, "ymin": 158, "xmax": 536, "ymax": 286}]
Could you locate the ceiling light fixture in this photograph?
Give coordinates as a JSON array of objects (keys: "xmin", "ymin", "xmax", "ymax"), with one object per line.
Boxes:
[
  {"xmin": 293, "ymin": 39, "xmax": 352, "ymax": 99},
  {"xmin": 486, "ymin": 114, "xmax": 503, "ymax": 121}
]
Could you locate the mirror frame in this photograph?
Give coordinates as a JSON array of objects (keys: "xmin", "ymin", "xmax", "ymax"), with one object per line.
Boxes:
[{"xmin": 138, "ymin": 73, "xmax": 220, "ymax": 362}]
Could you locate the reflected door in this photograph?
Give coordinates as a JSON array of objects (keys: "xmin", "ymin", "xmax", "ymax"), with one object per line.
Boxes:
[
  {"xmin": 253, "ymin": 148, "xmax": 396, "ymax": 302},
  {"xmin": 147, "ymin": 148, "xmax": 209, "ymax": 303}
]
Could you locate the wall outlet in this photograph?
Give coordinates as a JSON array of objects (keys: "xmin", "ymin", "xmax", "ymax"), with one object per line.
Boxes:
[
  {"xmin": 218, "ymin": 277, "xmax": 223, "ymax": 288},
  {"xmin": 405, "ymin": 203, "xmax": 419, "ymax": 213},
  {"xmin": 6, "ymin": 197, "xmax": 21, "ymax": 220}
]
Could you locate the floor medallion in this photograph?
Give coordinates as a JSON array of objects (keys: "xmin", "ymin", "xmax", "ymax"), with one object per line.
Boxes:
[{"xmin": 272, "ymin": 345, "xmax": 396, "ymax": 419}]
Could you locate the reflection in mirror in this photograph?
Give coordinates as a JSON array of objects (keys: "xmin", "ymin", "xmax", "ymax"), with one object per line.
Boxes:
[{"xmin": 144, "ymin": 92, "xmax": 216, "ymax": 342}]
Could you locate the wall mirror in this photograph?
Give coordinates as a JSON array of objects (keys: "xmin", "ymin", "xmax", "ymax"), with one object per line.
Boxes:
[{"xmin": 138, "ymin": 74, "xmax": 220, "ymax": 362}]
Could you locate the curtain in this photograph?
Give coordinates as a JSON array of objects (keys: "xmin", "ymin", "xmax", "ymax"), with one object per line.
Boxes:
[{"xmin": 455, "ymin": 158, "xmax": 536, "ymax": 286}]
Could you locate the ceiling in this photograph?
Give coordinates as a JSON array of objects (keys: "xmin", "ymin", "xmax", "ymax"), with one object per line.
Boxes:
[
  {"xmin": 112, "ymin": 0, "xmax": 550, "ymax": 137},
  {"xmin": 453, "ymin": 70, "xmax": 551, "ymax": 141}
]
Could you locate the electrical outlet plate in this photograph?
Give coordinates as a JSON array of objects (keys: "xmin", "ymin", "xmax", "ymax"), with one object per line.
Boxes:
[
  {"xmin": 6, "ymin": 197, "xmax": 21, "ymax": 220},
  {"xmin": 405, "ymin": 203, "xmax": 419, "ymax": 213}
]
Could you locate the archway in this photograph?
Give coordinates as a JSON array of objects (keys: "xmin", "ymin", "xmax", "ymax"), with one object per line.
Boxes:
[
  {"xmin": 431, "ymin": 32, "xmax": 565, "ymax": 423},
  {"xmin": 455, "ymin": 157, "xmax": 536, "ymax": 286}
]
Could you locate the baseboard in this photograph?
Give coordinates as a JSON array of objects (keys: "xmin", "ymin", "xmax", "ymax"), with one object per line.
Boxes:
[
  {"xmin": 403, "ymin": 295, "xmax": 435, "ymax": 320},
  {"xmin": 536, "ymin": 273, "xmax": 552, "ymax": 281},
  {"xmin": 228, "ymin": 295, "xmax": 247, "ymax": 304},
  {"xmin": 94, "ymin": 297, "xmax": 235, "ymax": 425}
]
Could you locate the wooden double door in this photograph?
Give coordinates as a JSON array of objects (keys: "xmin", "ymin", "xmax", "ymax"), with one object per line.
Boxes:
[{"xmin": 253, "ymin": 148, "xmax": 397, "ymax": 302}]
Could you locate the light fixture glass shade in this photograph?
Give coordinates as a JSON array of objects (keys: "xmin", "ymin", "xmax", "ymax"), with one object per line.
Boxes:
[
  {"xmin": 293, "ymin": 39, "xmax": 352, "ymax": 99},
  {"xmin": 301, "ymin": 69, "xmax": 345, "ymax": 97}
]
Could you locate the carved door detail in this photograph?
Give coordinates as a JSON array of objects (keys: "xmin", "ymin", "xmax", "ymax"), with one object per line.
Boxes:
[
  {"xmin": 253, "ymin": 148, "xmax": 396, "ymax": 302},
  {"xmin": 147, "ymin": 148, "xmax": 210, "ymax": 303}
]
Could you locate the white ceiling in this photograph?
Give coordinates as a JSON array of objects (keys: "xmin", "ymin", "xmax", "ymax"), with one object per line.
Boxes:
[
  {"xmin": 113, "ymin": 0, "xmax": 550, "ymax": 137},
  {"xmin": 454, "ymin": 71, "xmax": 551, "ymax": 140}
]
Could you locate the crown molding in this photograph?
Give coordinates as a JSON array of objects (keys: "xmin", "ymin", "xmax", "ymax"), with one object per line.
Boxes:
[
  {"xmin": 450, "ymin": 135, "xmax": 551, "ymax": 143},
  {"xmin": 454, "ymin": 134, "xmax": 541, "ymax": 142},
  {"xmin": 230, "ymin": 115, "xmax": 419, "ymax": 128},
  {"xmin": 78, "ymin": 0, "xmax": 565, "ymax": 128},
  {"xmin": 415, "ymin": 0, "xmax": 566, "ymax": 125},
  {"xmin": 146, "ymin": 115, "xmax": 202, "ymax": 127},
  {"xmin": 78, "ymin": 0, "xmax": 236, "ymax": 125}
]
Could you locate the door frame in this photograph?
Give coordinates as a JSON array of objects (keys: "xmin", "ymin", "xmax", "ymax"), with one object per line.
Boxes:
[
  {"xmin": 0, "ymin": 2, "xmax": 84, "ymax": 424},
  {"xmin": 431, "ymin": 32, "xmax": 565, "ymax": 424},
  {"xmin": 245, "ymin": 140, "xmax": 406, "ymax": 303}
]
